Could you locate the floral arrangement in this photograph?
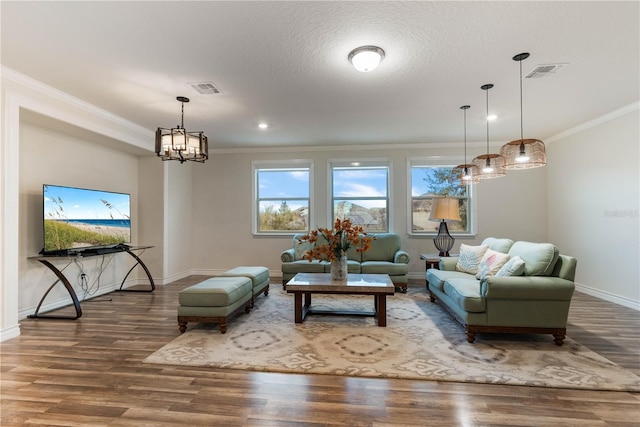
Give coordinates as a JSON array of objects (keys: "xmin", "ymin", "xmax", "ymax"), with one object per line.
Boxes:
[{"xmin": 298, "ymin": 218, "xmax": 374, "ymax": 262}]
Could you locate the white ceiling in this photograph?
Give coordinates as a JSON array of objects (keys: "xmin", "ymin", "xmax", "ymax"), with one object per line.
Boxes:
[{"xmin": 2, "ymin": 1, "xmax": 639, "ymax": 150}]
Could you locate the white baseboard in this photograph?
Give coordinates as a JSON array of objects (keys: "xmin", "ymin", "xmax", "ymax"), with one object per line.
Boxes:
[
  {"xmin": 0, "ymin": 324, "xmax": 21, "ymax": 342},
  {"xmin": 575, "ymin": 282, "xmax": 640, "ymax": 311}
]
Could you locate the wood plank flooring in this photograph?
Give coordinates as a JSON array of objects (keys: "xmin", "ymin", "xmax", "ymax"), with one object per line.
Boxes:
[{"xmin": 2, "ymin": 276, "xmax": 639, "ymax": 426}]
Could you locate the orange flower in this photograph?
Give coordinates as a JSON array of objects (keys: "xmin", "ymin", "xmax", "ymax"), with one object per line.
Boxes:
[{"xmin": 298, "ymin": 218, "xmax": 375, "ymax": 262}]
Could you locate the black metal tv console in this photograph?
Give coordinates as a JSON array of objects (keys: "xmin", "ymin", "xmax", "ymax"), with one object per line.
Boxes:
[{"xmin": 27, "ymin": 245, "xmax": 154, "ymax": 320}]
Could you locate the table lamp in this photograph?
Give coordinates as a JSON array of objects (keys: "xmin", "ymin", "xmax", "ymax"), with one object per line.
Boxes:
[{"xmin": 429, "ymin": 197, "xmax": 461, "ymax": 256}]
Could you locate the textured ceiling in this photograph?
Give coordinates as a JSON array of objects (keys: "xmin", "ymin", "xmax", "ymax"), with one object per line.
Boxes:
[{"xmin": 2, "ymin": 1, "xmax": 639, "ymax": 150}]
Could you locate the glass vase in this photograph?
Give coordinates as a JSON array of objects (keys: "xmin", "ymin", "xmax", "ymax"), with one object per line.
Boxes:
[{"xmin": 330, "ymin": 253, "xmax": 348, "ymax": 281}]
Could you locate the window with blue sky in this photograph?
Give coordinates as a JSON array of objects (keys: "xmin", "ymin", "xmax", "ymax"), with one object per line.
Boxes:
[
  {"xmin": 331, "ymin": 161, "xmax": 390, "ymax": 232},
  {"xmin": 253, "ymin": 161, "xmax": 312, "ymax": 233}
]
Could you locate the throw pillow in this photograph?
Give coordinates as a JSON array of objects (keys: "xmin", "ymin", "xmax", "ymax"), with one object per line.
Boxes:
[
  {"xmin": 495, "ymin": 255, "xmax": 526, "ymax": 277},
  {"xmin": 475, "ymin": 249, "xmax": 511, "ymax": 280},
  {"xmin": 455, "ymin": 244, "xmax": 489, "ymax": 274},
  {"xmin": 294, "ymin": 239, "xmax": 313, "ymax": 260}
]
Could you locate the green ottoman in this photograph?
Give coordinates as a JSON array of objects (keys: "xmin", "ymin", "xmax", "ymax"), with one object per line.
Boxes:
[
  {"xmin": 178, "ymin": 276, "xmax": 252, "ymax": 334},
  {"xmin": 219, "ymin": 266, "xmax": 270, "ymax": 308}
]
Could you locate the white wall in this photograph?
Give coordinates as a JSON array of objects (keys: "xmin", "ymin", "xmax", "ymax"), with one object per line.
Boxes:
[
  {"xmin": 190, "ymin": 146, "xmax": 548, "ymax": 278},
  {"xmin": 164, "ymin": 161, "xmax": 194, "ymax": 282},
  {"xmin": 547, "ymin": 106, "xmax": 639, "ymax": 308}
]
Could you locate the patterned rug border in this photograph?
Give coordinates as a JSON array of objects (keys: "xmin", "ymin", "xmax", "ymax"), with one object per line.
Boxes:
[{"xmin": 145, "ymin": 289, "xmax": 640, "ymax": 392}]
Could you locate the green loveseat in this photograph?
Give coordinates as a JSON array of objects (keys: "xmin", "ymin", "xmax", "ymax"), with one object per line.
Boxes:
[
  {"xmin": 281, "ymin": 232, "xmax": 410, "ymax": 292},
  {"xmin": 426, "ymin": 237, "xmax": 577, "ymax": 345}
]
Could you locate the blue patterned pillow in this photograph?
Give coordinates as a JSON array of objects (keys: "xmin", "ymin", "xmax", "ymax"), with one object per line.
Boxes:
[
  {"xmin": 455, "ymin": 244, "xmax": 489, "ymax": 274},
  {"xmin": 495, "ymin": 255, "xmax": 525, "ymax": 277}
]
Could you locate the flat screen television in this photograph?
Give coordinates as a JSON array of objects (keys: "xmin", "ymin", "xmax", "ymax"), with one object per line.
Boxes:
[{"xmin": 41, "ymin": 184, "xmax": 131, "ymax": 254}]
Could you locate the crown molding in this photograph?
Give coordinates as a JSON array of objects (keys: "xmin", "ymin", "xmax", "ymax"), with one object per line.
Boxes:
[
  {"xmin": 546, "ymin": 101, "xmax": 640, "ymax": 144},
  {"xmin": 1, "ymin": 66, "xmax": 153, "ymax": 149}
]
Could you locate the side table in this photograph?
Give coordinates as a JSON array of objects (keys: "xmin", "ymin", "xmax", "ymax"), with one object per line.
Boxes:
[{"xmin": 420, "ymin": 253, "xmax": 457, "ymax": 290}]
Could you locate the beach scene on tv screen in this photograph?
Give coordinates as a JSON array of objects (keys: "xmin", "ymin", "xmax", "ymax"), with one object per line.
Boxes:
[{"xmin": 43, "ymin": 185, "xmax": 131, "ymax": 251}]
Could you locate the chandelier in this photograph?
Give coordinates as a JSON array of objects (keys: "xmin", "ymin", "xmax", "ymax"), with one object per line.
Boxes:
[{"xmin": 155, "ymin": 96, "xmax": 208, "ymax": 164}]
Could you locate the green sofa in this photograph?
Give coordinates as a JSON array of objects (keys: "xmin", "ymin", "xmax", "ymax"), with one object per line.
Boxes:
[
  {"xmin": 281, "ymin": 232, "xmax": 410, "ymax": 292},
  {"xmin": 426, "ymin": 237, "xmax": 577, "ymax": 345}
]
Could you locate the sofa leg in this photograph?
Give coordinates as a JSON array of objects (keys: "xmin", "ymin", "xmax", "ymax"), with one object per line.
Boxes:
[
  {"xmin": 466, "ymin": 331, "xmax": 476, "ymax": 343},
  {"xmin": 553, "ymin": 332, "xmax": 566, "ymax": 346},
  {"xmin": 428, "ymin": 292, "xmax": 436, "ymax": 303},
  {"xmin": 178, "ymin": 321, "xmax": 187, "ymax": 334}
]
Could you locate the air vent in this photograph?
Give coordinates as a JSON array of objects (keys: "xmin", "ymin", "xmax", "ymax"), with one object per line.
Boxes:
[
  {"xmin": 189, "ymin": 81, "xmax": 222, "ymax": 95},
  {"xmin": 525, "ymin": 64, "xmax": 566, "ymax": 79}
]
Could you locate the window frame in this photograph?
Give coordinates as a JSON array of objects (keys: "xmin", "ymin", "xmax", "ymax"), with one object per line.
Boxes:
[
  {"xmin": 252, "ymin": 160, "xmax": 314, "ymax": 236},
  {"xmin": 407, "ymin": 157, "xmax": 477, "ymax": 237},
  {"xmin": 328, "ymin": 158, "xmax": 392, "ymax": 233}
]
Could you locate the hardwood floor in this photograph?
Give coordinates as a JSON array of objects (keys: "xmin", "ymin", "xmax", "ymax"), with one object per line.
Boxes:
[{"xmin": 2, "ymin": 276, "xmax": 639, "ymax": 426}]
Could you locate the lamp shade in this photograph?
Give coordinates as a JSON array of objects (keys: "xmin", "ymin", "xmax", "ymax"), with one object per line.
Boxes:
[
  {"xmin": 501, "ymin": 138, "xmax": 546, "ymax": 170},
  {"xmin": 429, "ymin": 197, "xmax": 462, "ymax": 222},
  {"xmin": 472, "ymin": 153, "xmax": 507, "ymax": 179},
  {"xmin": 452, "ymin": 164, "xmax": 481, "ymax": 185}
]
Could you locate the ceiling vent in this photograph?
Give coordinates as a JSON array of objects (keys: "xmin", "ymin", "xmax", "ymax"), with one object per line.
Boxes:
[
  {"xmin": 189, "ymin": 81, "xmax": 222, "ymax": 94},
  {"xmin": 525, "ymin": 64, "xmax": 566, "ymax": 79}
]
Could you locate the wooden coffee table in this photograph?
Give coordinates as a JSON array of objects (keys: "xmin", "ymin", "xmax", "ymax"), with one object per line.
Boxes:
[{"xmin": 285, "ymin": 273, "xmax": 395, "ymax": 326}]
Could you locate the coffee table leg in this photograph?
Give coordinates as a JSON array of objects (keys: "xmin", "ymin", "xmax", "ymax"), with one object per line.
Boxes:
[
  {"xmin": 294, "ymin": 292, "xmax": 303, "ymax": 323},
  {"xmin": 377, "ymin": 295, "xmax": 387, "ymax": 327},
  {"xmin": 304, "ymin": 292, "xmax": 311, "ymax": 309}
]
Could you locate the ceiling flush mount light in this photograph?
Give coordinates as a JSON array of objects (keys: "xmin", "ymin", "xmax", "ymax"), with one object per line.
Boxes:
[
  {"xmin": 155, "ymin": 96, "xmax": 208, "ymax": 164},
  {"xmin": 473, "ymin": 84, "xmax": 506, "ymax": 179},
  {"xmin": 258, "ymin": 122, "xmax": 269, "ymax": 130},
  {"xmin": 429, "ymin": 197, "xmax": 462, "ymax": 256},
  {"xmin": 453, "ymin": 105, "xmax": 480, "ymax": 185},
  {"xmin": 348, "ymin": 45, "xmax": 385, "ymax": 72},
  {"xmin": 501, "ymin": 52, "xmax": 547, "ymax": 170}
]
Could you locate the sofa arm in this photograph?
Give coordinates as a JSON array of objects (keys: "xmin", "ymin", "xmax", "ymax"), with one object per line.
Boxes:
[
  {"xmin": 281, "ymin": 248, "xmax": 295, "ymax": 263},
  {"xmin": 394, "ymin": 250, "xmax": 410, "ymax": 264},
  {"xmin": 481, "ymin": 276, "xmax": 575, "ymax": 300},
  {"xmin": 439, "ymin": 256, "xmax": 459, "ymax": 271}
]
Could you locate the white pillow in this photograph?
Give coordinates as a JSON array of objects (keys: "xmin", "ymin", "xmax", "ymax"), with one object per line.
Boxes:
[
  {"xmin": 495, "ymin": 255, "xmax": 526, "ymax": 277},
  {"xmin": 475, "ymin": 249, "xmax": 510, "ymax": 280},
  {"xmin": 455, "ymin": 244, "xmax": 489, "ymax": 275}
]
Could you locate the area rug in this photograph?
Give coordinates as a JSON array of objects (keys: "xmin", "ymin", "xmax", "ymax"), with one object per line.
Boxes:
[{"xmin": 144, "ymin": 288, "xmax": 640, "ymax": 391}]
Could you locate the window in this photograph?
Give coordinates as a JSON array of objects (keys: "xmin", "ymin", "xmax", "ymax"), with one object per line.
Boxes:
[
  {"xmin": 409, "ymin": 161, "xmax": 475, "ymax": 236},
  {"xmin": 253, "ymin": 161, "xmax": 312, "ymax": 234},
  {"xmin": 331, "ymin": 160, "xmax": 390, "ymax": 232}
]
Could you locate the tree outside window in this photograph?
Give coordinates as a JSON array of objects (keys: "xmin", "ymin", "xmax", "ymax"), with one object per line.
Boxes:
[
  {"xmin": 255, "ymin": 166, "xmax": 310, "ymax": 233},
  {"xmin": 410, "ymin": 165, "xmax": 471, "ymax": 234}
]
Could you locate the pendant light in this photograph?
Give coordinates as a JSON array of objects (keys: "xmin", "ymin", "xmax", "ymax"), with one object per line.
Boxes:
[
  {"xmin": 155, "ymin": 96, "xmax": 209, "ymax": 164},
  {"xmin": 472, "ymin": 84, "xmax": 506, "ymax": 179},
  {"xmin": 501, "ymin": 52, "xmax": 546, "ymax": 169},
  {"xmin": 452, "ymin": 105, "xmax": 480, "ymax": 185}
]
